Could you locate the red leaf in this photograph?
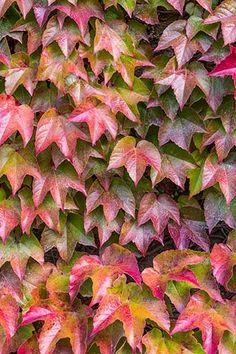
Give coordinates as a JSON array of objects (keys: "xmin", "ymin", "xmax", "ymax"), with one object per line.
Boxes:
[
  {"xmin": 69, "ymin": 244, "xmax": 141, "ymax": 303},
  {"xmin": 86, "ymin": 85, "xmax": 140, "ymax": 122},
  {"xmin": 0, "ymin": 145, "xmax": 40, "ymax": 195},
  {"xmin": 156, "ymin": 58, "xmax": 197, "ymax": 109},
  {"xmin": 167, "ymin": 0, "xmax": 185, "ymax": 14},
  {"xmin": 211, "ymin": 240, "xmax": 236, "ymax": 292},
  {"xmin": 21, "ymin": 303, "xmax": 88, "ymax": 354},
  {"xmin": 37, "ymin": 44, "xmax": 88, "ymax": 92},
  {"xmin": 171, "ymin": 292, "xmax": 236, "ymax": 354},
  {"xmin": 55, "ymin": 0, "xmax": 104, "ymax": 37},
  {"xmin": 12, "ymin": 17, "xmax": 42, "ymax": 55},
  {"xmin": 168, "ymin": 219, "xmax": 210, "ymax": 251},
  {"xmin": 0, "ymin": 0, "xmax": 32, "ymax": 18},
  {"xmin": 84, "ymin": 209, "xmax": 122, "ymax": 246},
  {"xmin": 69, "ymin": 100, "xmax": 118, "ymax": 145},
  {"xmin": 108, "ymin": 136, "xmax": 161, "ymax": 185},
  {"xmin": 120, "ymin": 219, "xmax": 163, "ymax": 256},
  {"xmin": 138, "ymin": 193, "xmax": 180, "ymax": 234},
  {"xmin": 94, "ymin": 20, "xmax": 131, "ymax": 61},
  {"xmin": 1, "ymin": 52, "xmax": 37, "ymax": 95},
  {"xmin": 158, "ymin": 107, "xmax": 206, "ymax": 151},
  {"xmin": 0, "ymin": 294, "xmax": 19, "ymax": 340},
  {"xmin": 42, "ymin": 16, "xmax": 84, "ymax": 58},
  {"xmin": 197, "ymin": 0, "xmax": 212, "ymax": 13},
  {"xmin": 142, "ymin": 250, "xmax": 222, "ymax": 302},
  {"xmin": 86, "ymin": 178, "xmax": 135, "ymax": 223},
  {"xmin": 151, "ymin": 144, "xmax": 195, "ymax": 189},
  {"xmin": 202, "ymin": 153, "xmax": 236, "ymax": 205},
  {"xmin": 19, "ymin": 187, "xmax": 61, "ymax": 234},
  {"xmin": 33, "ymin": 165, "xmax": 86, "ymax": 210},
  {"xmin": 204, "ymin": 191, "xmax": 236, "ymax": 232},
  {"xmin": 156, "ymin": 20, "xmax": 198, "ymax": 68},
  {"xmin": 205, "ymin": 0, "xmax": 236, "ymax": 45},
  {"xmin": 209, "ymin": 45, "xmax": 236, "ymax": 98},
  {"xmin": 35, "ymin": 108, "xmax": 88, "ymax": 160},
  {"xmin": 0, "ymin": 233, "xmax": 44, "ymax": 280},
  {"xmin": 91, "ymin": 276, "xmax": 170, "ymax": 351},
  {"xmin": 0, "ymin": 94, "xmax": 34, "ymax": 147}
]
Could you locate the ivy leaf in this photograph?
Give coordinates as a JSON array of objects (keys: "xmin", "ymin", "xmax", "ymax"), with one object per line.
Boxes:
[
  {"xmin": 0, "ymin": 52, "xmax": 37, "ymax": 95},
  {"xmin": 0, "ymin": 38, "xmax": 11, "ymax": 66},
  {"xmin": 201, "ymin": 153, "xmax": 236, "ymax": 205},
  {"xmin": 0, "ymin": 233, "xmax": 44, "ymax": 280},
  {"xmin": 91, "ymin": 322, "xmax": 124, "ymax": 354},
  {"xmin": 94, "ymin": 20, "xmax": 131, "ymax": 61},
  {"xmin": 19, "ymin": 187, "xmax": 62, "ymax": 234},
  {"xmin": 168, "ymin": 219, "xmax": 210, "ymax": 251},
  {"xmin": 55, "ymin": 0, "xmax": 104, "ymax": 37},
  {"xmin": 189, "ymin": 61, "xmax": 228, "ymax": 113},
  {"xmin": 166, "ymin": 0, "xmax": 185, "ymax": 14},
  {"xmin": 211, "ymin": 231, "xmax": 236, "ymax": 292},
  {"xmin": 202, "ymin": 120, "xmax": 236, "ymax": 162},
  {"xmin": 156, "ymin": 58, "xmax": 197, "ymax": 109},
  {"xmin": 41, "ymin": 214, "xmax": 94, "ymax": 263},
  {"xmin": 69, "ymin": 100, "xmax": 118, "ymax": 145},
  {"xmin": 200, "ymin": 38, "xmax": 229, "ymax": 64},
  {"xmin": 197, "ymin": 0, "xmax": 212, "ymax": 13},
  {"xmin": 112, "ymin": 54, "xmax": 154, "ymax": 88},
  {"xmin": 30, "ymin": 82, "xmax": 58, "ymax": 113},
  {"xmin": 35, "ymin": 108, "xmax": 88, "ymax": 160},
  {"xmin": 202, "ymin": 97, "xmax": 236, "ymax": 162},
  {"xmin": 151, "ymin": 143, "xmax": 196, "ymax": 189},
  {"xmin": 120, "ymin": 219, "xmax": 163, "ymax": 256},
  {"xmin": 33, "ymin": 164, "xmax": 86, "ymax": 210},
  {"xmin": 171, "ymin": 292, "xmax": 236, "ymax": 354},
  {"xmin": 70, "ymin": 141, "xmax": 104, "ymax": 176},
  {"xmin": 0, "ymin": 94, "xmax": 34, "ymax": 147},
  {"xmin": 12, "ymin": 17, "xmax": 42, "ymax": 55},
  {"xmin": 104, "ymin": 0, "xmax": 136, "ymax": 17},
  {"xmin": 37, "ymin": 44, "xmax": 88, "ymax": 92},
  {"xmin": 158, "ymin": 107, "xmax": 206, "ymax": 151},
  {"xmin": 208, "ymin": 45, "xmax": 236, "ymax": 98},
  {"xmin": 138, "ymin": 193, "xmax": 180, "ymax": 235},
  {"xmin": 87, "ymin": 84, "xmax": 141, "ymax": 122},
  {"xmin": 91, "ymin": 276, "xmax": 170, "ymax": 351},
  {"xmin": 108, "ymin": 136, "xmax": 161, "ymax": 186},
  {"xmin": 0, "ymin": 294, "xmax": 19, "ymax": 341},
  {"xmin": 204, "ymin": 191, "xmax": 236, "ymax": 232},
  {"xmin": 142, "ymin": 328, "xmax": 204, "ymax": 354},
  {"xmin": 22, "ymin": 261, "xmax": 55, "ymax": 300},
  {"xmin": 142, "ymin": 249, "xmax": 222, "ymax": 302},
  {"xmin": 86, "ymin": 178, "xmax": 135, "ymax": 223},
  {"xmin": 0, "ymin": 198, "xmax": 20, "ymax": 242},
  {"xmin": 134, "ymin": 1, "xmax": 159, "ymax": 25},
  {"xmin": 84, "ymin": 209, "xmax": 122, "ymax": 246},
  {"xmin": 69, "ymin": 244, "xmax": 141, "ymax": 303},
  {"xmin": 171, "ymin": 196, "xmax": 210, "ymax": 251},
  {"xmin": 0, "ymin": 145, "xmax": 40, "ymax": 195},
  {"xmin": 0, "ymin": 325, "xmax": 35, "ymax": 354},
  {"xmin": 0, "ymin": 0, "xmax": 32, "ymax": 18},
  {"xmin": 156, "ymin": 20, "xmax": 198, "ymax": 68},
  {"xmin": 33, "ymin": 1, "xmax": 54, "ymax": 27},
  {"xmin": 0, "ymin": 264, "xmax": 22, "ymax": 301},
  {"xmin": 205, "ymin": 0, "xmax": 236, "ymax": 45},
  {"xmin": 21, "ymin": 302, "xmax": 88, "ymax": 354},
  {"xmin": 42, "ymin": 16, "xmax": 84, "ymax": 58}
]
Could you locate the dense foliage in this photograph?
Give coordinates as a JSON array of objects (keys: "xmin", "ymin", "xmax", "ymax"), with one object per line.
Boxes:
[{"xmin": 0, "ymin": 0, "xmax": 236, "ymax": 353}]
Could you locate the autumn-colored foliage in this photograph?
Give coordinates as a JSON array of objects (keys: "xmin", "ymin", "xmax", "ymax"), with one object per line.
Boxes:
[{"xmin": 0, "ymin": 0, "xmax": 236, "ymax": 353}]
